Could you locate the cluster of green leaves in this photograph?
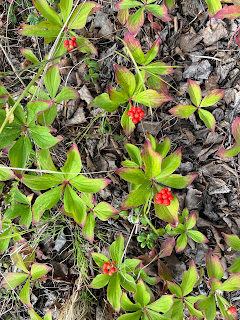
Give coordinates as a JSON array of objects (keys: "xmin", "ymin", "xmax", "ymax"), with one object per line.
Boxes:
[
  {"xmin": 19, "ymin": 0, "xmax": 102, "ymax": 58},
  {"xmin": 169, "ymin": 79, "xmax": 225, "ymax": 132},
  {"xmin": 137, "ymin": 230, "xmax": 158, "ymax": 250},
  {"xmin": 84, "ymin": 57, "xmax": 100, "ymax": 84},
  {"xmin": 116, "ymin": 134, "xmax": 197, "ymax": 227}
]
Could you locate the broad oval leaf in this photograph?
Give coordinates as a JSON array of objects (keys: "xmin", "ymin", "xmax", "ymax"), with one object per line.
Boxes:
[
  {"xmin": 91, "ymin": 253, "xmax": 109, "ymax": 267},
  {"xmin": 89, "ymin": 273, "xmax": 110, "ymax": 288},
  {"xmin": 107, "ymin": 273, "xmax": 122, "ymax": 311},
  {"xmin": 188, "ymin": 230, "xmax": 208, "ymax": 244},
  {"xmin": 121, "ymin": 181, "xmax": 152, "ymax": 209},
  {"xmin": 19, "ymin": 278, "xmax": 32, "ymax": 307},
  {"xmin": 200, "ymin": 89, "xmax": 225, "ymax": 108},
  {"xmin": 114, "ymin": 64, "xmax": 136, "ymax": 97},
  {"xmin": 64, "ymin": 185, "xmax": 86, "ymax": 227},
  {"xmin": 125, "ymin": 143, "xmax": 142, "ymax": 167},
  {"xmin": 156, "ymin": 173, "xmax": 197, "ymax": 189},
  {"xmin": 187, "ymin": 79, "xmax": 202, "ymax": 106},
  {"xmin": 70, "ymin": 175, "xmax": 111, "ymax": 193},
  {"xmin": 127, "ymin": 7, "xmax": 145, "ymax": 35},
  {"xmin": 220, "ymin": 274, "xmax": 240, "ymax": 291},
  {"xmin": 44, "ymin": 64, "xmax": 60, "ymax": 99},
  {"xmin": 1, "ymin": 272, "xmax": 29, "ymax": 290},
  {"xmin": 180, "ymin": 259, "xmax": 198, "ymax": 296},
  {"xmin": 93, "ymin": 202, "xmax": 119, "ymax": 221},
  {"xmin": 176, "ymin": 232, "xmax": 188, "ymax": 252},
  {"xmin": 133, "ymin": 89, "xmax": 173, "ymax": 108},
  {"xmin": 206, "ymin": 0, "xmax": 222, "ymax": 16},
  {"xmin": 33, "ymin": 0, "xmax": 63, "ymax": 26},
  {"xmin": 169, "ymin": 104, "xmax": 196, "ymax": 118},
  {"xmin": 68, "ymin": 2, "xmax": 99, "ymax": 29},
  {"xmin": 82, "ymin": 212, "xmax": 95, "ymax": 243},
  {"xmin": 144, "ymin": 38, "xmax": 160, "ymax": 65},
  {"xmin": 232, "ymin": 116, "xmax": 240, "ymax": 144},
  {"xmin": 141, "ymin": 62, "xmax": 174, "ymax": 76},
  {"xmin": 61, "ymin": 143, "xmax": 81, "ymax": 180},
  {"xmin": 156, "ymin": 147, "xmax": 181, "ymax": 178},
  {"xmin": 110, "ymin": 234, "xmax": 124, "ymax": 267},
  {"xmin": 141, "ymin": 139, "xmax": 162, "ymax": 178},
  {"xmin": 214, "ymin": 5, "xmax": 240, "ymax": 19},
  {"xmin": 121, "ymin": 292, "xmax": 142, "ymax": 311},
  {"xmin": 116, "ymin": 168, "xmax": 148, "ymax": 185},
  {"xmin": 147, "ymin": 295, "xmax": 174, "ymax": 313},
  {"xmin": 134, "ymin": 279, "xmax": 150, "ymax": 307},
  {"xmin": 124, "ymin": 33, "xmax": 145, "ymax": 64},
  {"xmin": 155, "ymin": 193, "xmax": 179, "ymax": 227},
  {"xmin": 31, "ymin": 263, "xmax": 52, "ymax": 280},
  {"xmin": 145, "ymin": 4, "xmax": 171, "ymax": 21},
  {"xmin": 206, "ymin": 249, "xmax": 224, "ymax": 281},
  {"xmin": 222, "ymin": 233, "xmax": 240, "ymax": 251},
  {"xmin": 198, "ymin": 108, "xmax": 215, "ymax": 132}
]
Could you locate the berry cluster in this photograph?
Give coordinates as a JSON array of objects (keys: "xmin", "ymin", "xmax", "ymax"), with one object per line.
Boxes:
[
  {"xmin": 64, "ymin": 36, "xmax": 77, "ymax": 52},
  {"xmin": 155, "ymin": 188, "xmax": 173, "ymax": 206},
  {"xmin": 127, "ymin": 106, "xmax": 145, "ymax": 124},
  {"xmin": 102, "ymin": 260, "xmax": 116, "ymax": 276}
]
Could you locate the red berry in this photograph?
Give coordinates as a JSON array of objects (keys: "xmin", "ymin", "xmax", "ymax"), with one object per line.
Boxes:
[
  {"xmin": 138, "ymin": 116, "xmax": 143, "ymax": 121},
  {"xmin": 167, "ymin": 191, "xmax": 172, "ymax": 196},
  {"xmin": 137, "ymin": 107, "xmax": 142, "ymax": 113},
  {"xmin": 73, "ymin": 41, "xmax": 77, "ymax": 47},
  {"xmin": 107, "ymin": 264, "xmax": 111, "ymax": 270},
  {"xmin": 164, "ymin": 188, "xmax": 168, "ymax": 191},
  {"xmin": 112, "ymin": 261, "xmax": 116, "ymax": 265},
  {"xmin": 163, "ymin": 199, "xmax": 170, "ymax": 206},
  {"xmin": 110, "ymin": 267, "xmax": 115, "ymax": 273},
  {"xmin": 229, "ymin": 307, "xmax": 236, "ymax": 314},
  {"xmin": 109, "ymin": 271, "xmax": 113, "ymax": 276},
  {"xmin": 168, "ymin": 195, "xmax": 173, "ymax": 201},
  {"xmin": 131, "ymin": 106, "xmax": 136, "ymax": 113},
  {"xmin": 140, "ymin": 111, "xmax": 145, "ymax": 117},
  {"xmin": 162, "ymin": 194, "xmax": 168, "ymax": 199},
  {"xmin": 64, "ymin": 44, "xmax": 68, "ymax": 48},
  {"xmin": 134, "ymin": 112, "xmax": 140, "ymax": 118},
  {"xmin": 64, "ymin": 40, "xmax": 69, "ymax": 45},
  {"xmin": 103, "ymin": 269, "xmax": 108, "ymax": 274},
  {"xmin": 71, "ymin": 36, "xmax": 76, "ymax": 41},
  {"xmin": 127, "ymin": 111, "xmax": 134, "ymax": 118},
  {"xmin": 103, "ymin": 262, "xmax": 108, "ymax": 269},
  {"xmin": 69, "ymin": 40, "xmax": 74, "ymax": 45},
  {"xmin": 132, "ymin": 117, "xmax": 138, "ymax": 124}
]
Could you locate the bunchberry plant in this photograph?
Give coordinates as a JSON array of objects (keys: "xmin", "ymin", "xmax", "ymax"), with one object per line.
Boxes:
[
  {"xmin": 90, "ymin": 64, "xmax": 172, "ymax": 135},
  {"xmin": 222, "ymin": 233, "xmax": 240, "ymax": 274},
  {"xmin": 26, "ymin": 62, "xmax": 79, "ymax": 126},
  {"xmin": 84, "ymin": 57, "xmax": 100, "ymax": 84},
  {"xmin": 116, "ymin": 135, "xmax": 197, "ymax": 228},
  {"xmin": 63, "ymin": 36, "xmax": 77, "ymax": 51},
  {"xmin": 194, "ymin": 249, "xmax": 240, "ymax": 320},
  {"xmin": 89, "ymin": 234, "xmax": 141, "ymax": 311},
  {"xmin": 116, "ymin": 0, "xmax": 171, "ymax": 35},
  {"xmin": 19, "ymin": 0, "xmax": 102, "ymax": 58},
  {"xmin": 1, "ymin": 246, "xmax": 52, "ymax": 308},
  {"xmin": 117, "ymin": 279, "xmax": 174, "ymax": 319},
  {"xmin": 216, "ymin": 117, "xmax": 240, "ymax": 157},
  {"xmin": 169, "ymin": 79, "xmax": 225, "ymax": 132}
]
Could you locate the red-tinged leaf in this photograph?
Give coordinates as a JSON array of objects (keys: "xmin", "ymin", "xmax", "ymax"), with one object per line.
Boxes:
[
  {"xmin": 195, "ymin": 294, "xmax": 216, "ymax": 320},
  {"xmin": 114, "ymin": 64, "xmax": 136, "ymax": 97},
  {"xmin": 166, "ymin": 281, "xmax": 182, "ymax": 297},
  {"xmin": 220, "ymin": 274, "xmax": 240, "ymax": 291},
  {"xmin": 216, "ymin": 144, "xmax": 240, "ymax": 158},
  {"xmin": 200, "ymin": 89, "xmax": 225, "ymax": 107},
  {"xmin": 31, "ymin": 263, "xmax": 52, "ymax": 279},
  {"xmin": 141, "ymin": 62, "xmax": 174, "ymax": 76},
  {"xmin": 232, "ymin": 116, "xmax": 240, "ymax": 144},
  {"xmin": 90, "ymin": 93, "xmax": 119, "ymax": 112},
  {"xmin": 122, "ymin": 181, "xmax": 152, "ymax": 209},
  {"xmin": 228, "ymin": 258, "xmax": 240, "ymax": 274},
  {"xmin": 209, "ymin": 278, "xmax": 222, "ymax": 292},
  {"xmin": 155, "ymin": 193, "xmax": 179, "ymax": 227},
  {"xmin": 176, "ymin": 233, "xmax": 188, "ymax": 252},
  {"xmin": 214, "ymin": 5, "xmax": 240, "ymax": 19},
  {"xmin": 188, "ymin": 230, "xmax": 209, "ymax": 244},
  {"xmin": 89, "ymin": 273, "xmax": 110, "ymax": 288},
  {"xmin": 156, "ymin": 174, "xmax": 197, "ymax": 189},
  {"xmin": 222, "ymin": 233, "xmax": 240, "ymax": 251},
  {"xmin": 124, "ymin": 33, "xmax": 145, "ymax": 64},
  {"xmin": 116, "ymin": 0, "xmax": 143, "ymax": 10},
  {"xmin": 141, "ymin": 138, "xmax": 162, "ymax": 178},
  {"xmin": 1, "ymin": 272, "xmax": 29, "ymax": 290},
  {"xmin": 11, "ymin": 246, "xmax": 29, "ymax": 273},
  {"xmin": 19, "ymin": 278, "xmax": 32, "ymax": 307},
  {"xmin": 169, "ymin": 104, "xmax": 196, "ymax": 118},
  {"xmin": 93, "ymin": 202, "xmax": 119, "ymax": 221},
  {"xmin": 235, "ymin": 30, "xmax": 240, "ymax": 46},
  {"xmin": 187, "ymin": 79, "xmax": 202, "ymax": 106},
  {"xmin": 115, "ymin": 167, "xmax": 148, "ymax": 185},
  {"xmin": 185, "ymin": 211, "xmax": 197, "ymax": 230},
  {"xmin": 198, "ymin": 108, "xmax": 215, "ymax": 132},
  {"xmin": 180, "ymin": 259, "xmax": 198, "ymax": 296},
  {"xmin": 106, "ymin": 86, "xmax": 129, "ymax": 105},
  {"xmin": 145, "ymin": 4, "xmax": 171, "ymax": 21},
  {"xmin": 206, "ymin": 0, "xmax": 222, "ymax": 16},
  {"xmin": 117, "ymin": 8, "xmax": 129, "ymax": 24},
  {"xmin": 156, "ymin": 147, "xmax": 181, "ymax": 178},
  {"xmin": 144, "ymin": 38, "xmax": 160, "ymax": 65},
  {"xmin": 158, "ymin": 260, "xmax": 172, "ymax": 281},
  {"xmin": 82, "ymin": 212, "xmax": 95, "ymax": 243},
  {"xmin": 121, "ymin": 104, "xmax": 136, "ymax": 136},
  {"xmin": 133, "ymin": 89, "xmax": 173, "ymax": 108},
  {"xmin": 147, "ymin": 76, "xmax": 169, "ymax": 95},
  {"xmin": 206, "ymin": 249, "xmax": 224, "ymax": 281},
  {"xmin": 127, "ymin": 7, "xmax": 145, "ymax": 36},
  {"xmin": 159, "ymin": 237, "xmax": 175, "ymax": 258}
]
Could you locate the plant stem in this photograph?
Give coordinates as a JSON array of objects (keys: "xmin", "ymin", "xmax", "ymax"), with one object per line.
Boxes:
[{"xmin": 143, "ymin": 194, "xmax": 159, "ymax": 236}]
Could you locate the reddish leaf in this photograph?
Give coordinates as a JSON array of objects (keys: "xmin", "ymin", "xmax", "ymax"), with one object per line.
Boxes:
[
  {"xmin": 127, "ymin": 7, "xmax": 145, "ymax": 35},
  {"xmin": 214, "ymin": 5, "xmax": 240, "ymax": 19},
  {"xmin": 141, "ymin": 139, "xmax": 162, "ymax": 178},
  {"xmin": 187, "ymin": 79, "xmax": 202, "ymax": 107},
  {"xmin": 144, "ymin": 38, "xmax": 160, "ymax": 65},
  {"xmin": 133, "ymin": 89, "xmax": 173, "ymax": 108},
  {"xmin": 158, "ymin": 260, "xmax": 172, "ymax": 281},
  {"xmin": 185, "ymin": 211, "xmax": 197, "ymax": 230},
  {"xmin": 206, "ymin": 249, "xmax": 224, "ymax": 281},
  {"xmin": 114, "ymin": 64, "xmax": 136, "ymax": 97},
  {"xmin": 145, "ymin": 4, "xmax": 171, "ymax": 21},
  {"xmin": 169, "ymin": 105, "xmax": 196, "ymax": 118},
  {"xmin": 206, "ymin": 0, "xmax": 222, "ymax": 16},
  {"xmin": 124, "ymin": 33, "xmax": 145, "ymax": 64},
  {"xmin": 159, "ymin": 237, "xmax": 175, "ymax": 258},
  {"xmin": 232, "ymin": 116, "xmax": 240, "ymax": 144},
  {"xmin": 117, "ymin": 8, "xmax": 129, "ymax": 24},
  {"xmin": 200, "ymin": 89, "xmax": 225, "ymax": 107}
]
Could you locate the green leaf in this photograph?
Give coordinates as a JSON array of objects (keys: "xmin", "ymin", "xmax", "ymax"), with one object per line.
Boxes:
[
  {"xmin": 117, "ymin": 0, "xmax": 142, "ymax": 10},
  {"xmin": 145, "ymin": 4, "xmax": 171, "ymax": 21},
  {"xmin": 11, "ymin": 246, "xmax": 29, "ymax": 273},
  {"xmin": 55, "ymin": 87, "xmax": 80, "ymax": 103},
  {"xmin": 68, "ymin": 2, "xmax": 98, "ymax": 29},
  {"xmin": 114, "ymin": 64, "xmax": 136, "ymax": 97},
  {"xmin": 187, "ymin": 79, "xmax": 202, "ymax": 106},
  {"xmin": 44, "ymin": 311, "xmax": 52, "ymax": 320},
  {"xmin": 124, "ymin": 33, "xmax": 145, "ymax": 64},
  {"xmin": 18, "ymin": 22, "xmax": 60, "ymax": 37},
  {"xmin": 216, "ymin": 294, "xmax": 233, "ymax": 320},
  {"xmin": 44, "ymin": 64, "xmax": 60, "ymax": 99},
  {"xmin": 205, "ymin": 0, "xmax": 222, "ymax": 16},
  {"xmin": 61, "ymin": 144, "xmax": 81, "ymax": 180},
  {"xmin": 19, "ymin": 207, "xmax": 32, "ymax": 230},
  {"xmin": 122, "ymin": 181, "xmax": 151, "ymax": 209},
  {"xmin": 198, "ymin": 108, "xmax": 215, "ymax": 132},
  {"xmin": 107, "ymin": 86, "xmax": 129, "ymax": 105},
  {"xmin": 209, "ymin": 278, "xmax": 222, "ymax": 292},
  {"xmin": 228, "ymin": 257, "xmax": 240, "ymax": 274},
  {"xmin": 89, "ymin": 274, "xmax": 110, "ymax": 288},
  {"xmin": 0, "ymin": 227, "xmax": 12, "ymax": 253},
  {"xmin": 31, "ymin": 263, "xmax": 52, "ymax": 279},
  {"xmin": 169, "ymin": 105, "xmax": 196, "ymax": 118},
  {"xmin": 127, "ymin": 7, "xmax": 145, "ymax": 35},
  {"xmin": 184, "ymin": 300, "xmax": 203, "ymax": 319},
  {"xmin": 121, "ymin": 292, "xmax": 142, "ymax": 311},
  {"xmin": 33, "ymin": 0, "xmax": 63, "ymax": 26},
  {"xmin": 107, "ymin": 273, "xmax": 122, "ymax": 311},
  {"xmin": 20, "ymin": 48, "xmax": 40, "ymax": 64},
  {"xmin": 180, "ymin": 259, "xmax": 198, "ymax": 296},
  {"xmin": 147, "ymin": 295, "xmax": 174, "ymax": 313},
  {"xmin": 1, "ymin": 272, "xmax": 29, "ymax": 290},
  {"xmin": 206, "ymin": 249, "xmax": 224, "ymax": 281},
  {"xmin": 121, "ymin": 103, "xmax": 136, "ymax": 136},
  {"xmin": 120, "ymin": 259, "xmax": 141, "ymax": 273},
  {"xmin": 23, "ymin": 174, "xmax": 62, "ymax": 190},
  {"xmin": 19, "ymin": 278, "xmax": 32, "ymax": 307},
  {"xmin": 29, "ymin": 125, "xmax": 62, "ymax": 149},
  {"xmin": 220, "ymin": 274, "xmax": 240, "ymax": 291},
  {"xmin": 169, "ymin": 299, "xmax": 183, "ymax": 320},
  {"xmin": 9, "ymin": 135, "xmax": 32, "ymax": 178},
  {"xmin": 59, "ymin": 0, "xmax": 73, "ymax": 23},
  {"xmin": 156, "ymin": 147, "xmax": 181, "ymax": 178},
  {"xmin": 195, "ymin": 294, "xmax": 216, "ymax": 320},
  {"xmin": 134, "ymin": 279, "xmax": 150, "ymax": 307},
  {"xmin": 82, "ymin": 212, "xmax": 95, "ymax": 243},
  {"xmin": 156, "ymin": 137, "xmax": 171, "ymax": 158},
  {"xmin": 185, "ymin": 211, "xmax": 197, "ymax": 229},
  {"xmin": 93, "ymin": 202, "xmax": 119, "ymax": 221},
  {"xmin": 166, "ymin": 282, "xmax": 182, "ymax": 298},
  {"xmin": 155, "ymin": 193, "xmax": 179, "ymax": 227},
  {"xmin": 200, "ymin": 89, "xmax": 225, "ymax": 108},
  {"xmin": 144, "ymin": 38, "xmax": 160, "ymax": 65},
  {"xmin": 91, "ymin": 253, "xmax": 109, "ymax": 267},
  {"xmin": 32, "ymin": 185, "xmax": 62, "ymax": 223},
  {"xmin": 26, "ymin": 100, "xmax": 52, "ymax": 126},
  {"xmin": 64, "ymin": 185, "xmax": 86, "ymax": 227},
  {"xmin": 39, "ymin": 149, "xmax": 58, "ymax": 172},
  {"xmin": 90, "ymin": 93, "xmax": 119, "ymax": 112},
  {"xmin": 188, "ymin": 230, "xmax": 208, "ymax": 243},
  {"xmin": 119, "ymin": 272, "xmax": 137, "ymax": 292},
  {"xmin": 141, "ymin": 139, "xmax": 162, "ymax": 178},
  {"xmin": 29, "ymin": 308, "xmax": 44, "ymax": 320},
  {"xmin": 116, "ymin": 168, "xmax": 148, "ymax": 185},
  {"xmin": 156, "ymin": 174, "xmax": 197, "ymax": 189},
  {"xmin": 125, "ymin": 144, "xmax": 142, "ymax": 167},
  {"xmin": 222, "ymin": 233, "xmax": 240, "ymax": 250},
  {"xmin": 0, "ymin": 167, "xmax": 14, "ymax": 181},
  {"xmin": 110, "ymin": 234, "xmax": 124, "ymax": 266},
  {"xmin": 141, "ymin": 62, "xmax": 174, "ymax": 76},
  {"xmin": 133, "ymin": 89, "xmax": 172, "ymax": 108},
  {"xmin": 176, "ymin": 232, "xmax": 188, "ymax": 252},
  {"xmin": 70, "ymin": 175, "xmax": 110, "ymax": 193}
]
